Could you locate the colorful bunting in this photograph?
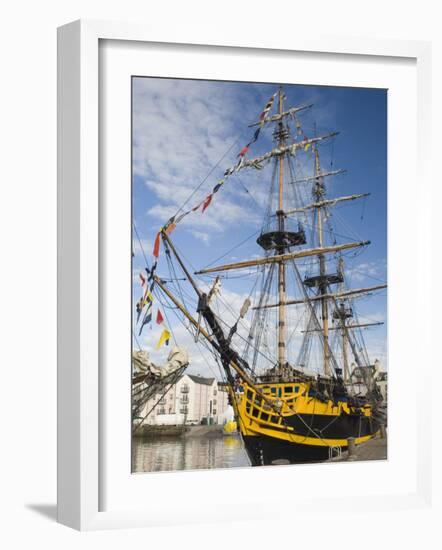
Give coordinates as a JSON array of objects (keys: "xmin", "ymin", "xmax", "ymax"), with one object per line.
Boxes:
[
  {"xmin": 147, "ymin": 262, "xmax": 157, "ymax": 290},
  {"xmin": 174, "ymin": 212, "xmax": 188, "ymax": 224},
  {"xmin": 146, "ymin": 92, "xmax": 277, "ymax": 266},
  {"xmin": 136, "ymin": 288, "xmax": 153, "ymax": 324},
  {"xmin": 165, "ymin": 222, "xmax": 176, "ymax": 235},
  {"xmin": 138, "ymin": 307, "xmax": 152, "ymax": 336},
  {"xmin": 144, "ymin": 289, "xmax": 154, "ymax": 304},
  {"xmin": 294, "ymin": 114, "xmax": 309, "ymax": 142},
  {"xmin": 136, "ymin": 268, "xmax": 156, "ymax": 332},
  {"xmin": 212, "ymin": 182, "xmax": 223, "ymax": 193},
  {"xmin": 156, "ymin": 328, "xmax": 171, "ymax": 350},
  {"xmin": 136, "ymin": 298, "xmax": 144, "ymax": 323},
  {"xmin": 235, "ymin": 157, "xmax": 245, "ymax": 171},
  {"xmin": 259, "ymin": 93, "xmax": 277, "ymax": 121},
  {"xmin": 202, "ymin": 194, "xmax": 213, "ymax": 212},
  {"xmin": 136, "ymin": 92, "xmax": 281, "ymax": 342},
  {"xmin": 152, "ymin": 232, "xmax": 161, "ymax": 258}
]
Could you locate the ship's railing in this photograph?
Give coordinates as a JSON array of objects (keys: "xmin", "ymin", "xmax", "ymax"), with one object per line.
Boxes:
[
  {"xmin": 241, "ymin": 383, "xmax": 306, "ymax": 429},
  {"xmin": 241, "ymin": 383, "xmax": 370, "ymax": 431}
]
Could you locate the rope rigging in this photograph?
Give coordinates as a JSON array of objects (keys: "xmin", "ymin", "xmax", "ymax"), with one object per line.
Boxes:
[{"xmin": 131, "ymin": 86, "xmax": 386, "ymax": 439}]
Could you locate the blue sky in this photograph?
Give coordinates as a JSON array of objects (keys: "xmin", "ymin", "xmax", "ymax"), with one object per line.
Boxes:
[{"xmin": 132, "ymin": 77, "xmax": 387, "ymax": 378}]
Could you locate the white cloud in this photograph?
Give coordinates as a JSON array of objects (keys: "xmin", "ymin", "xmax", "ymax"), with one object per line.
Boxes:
[
  {"xmin": 132, "ymin": 236, "xmax": 152, "ymax": 259},
  {"xmin": 132, "ymin": 79, "xmax": 387, "ymax": 376},
  {"xmin": 349, "ymin": 259, "xmax": 387, "ymax": 284},
  {"xmin": 133, "ymin": 78, "xmax": 274, "ymax": 238}
]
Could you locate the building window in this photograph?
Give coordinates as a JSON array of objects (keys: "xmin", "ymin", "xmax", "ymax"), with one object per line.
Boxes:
[
  {"xmin": 157, "ymin": 408, "xmax": 166, "ymax": 415},
  {"xmin": 180, "ymin": 406, "xmax": 188, "ymax": 414},
  {"xmin": 181, "ymin": 384, "xmax": 189, "ymax": 393},
  {"xmin": 181, "ymin": 395, "xmax": 189, "ymax": 404},
  {"xmin": 213, "ymin": 399, "xmax": 217, "ymax": 405},
  {"xmin": 213, "ymin": 389, "xmax": 217, "ymax": 396},
  {"xmin": 213, "ymin": 409, "xmax": 217, "ymax": 414}
]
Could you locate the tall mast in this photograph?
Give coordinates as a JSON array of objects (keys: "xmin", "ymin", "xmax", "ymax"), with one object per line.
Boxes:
[
  {"xmin": 342, "ymin": 321, "xmax": 349, "ymax": 381},
  {"xmin": 277, "ymin": 87, "xmax": 287, "ymax": 371},
  {"xmin": 339, "ymin": 260, "xmax": 350, "ymax": 381},
  {"xmin": 337, "ymin": 259, "xmax": 350, "ymax": 381},
  {"xmin": 333, "ymin": 258, "xmax": 351, "ymax": 382},
  {"xmin": 313, "ymin": 146, "xmax": 331, "ymax": 376}
]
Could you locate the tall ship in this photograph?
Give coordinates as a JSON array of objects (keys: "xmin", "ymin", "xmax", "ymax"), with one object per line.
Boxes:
[{"xmin": 133, "ymin": 86, "xmax": 387, "ymax": 465}]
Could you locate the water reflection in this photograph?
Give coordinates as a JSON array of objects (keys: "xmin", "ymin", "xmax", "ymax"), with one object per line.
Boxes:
[{"xmin": 132, "ymin": 433, "xmax": 251, "ymax": 473}]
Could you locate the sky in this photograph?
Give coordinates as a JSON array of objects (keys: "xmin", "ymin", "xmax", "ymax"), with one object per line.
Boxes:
[{"xmin": 132, "ymin": 77, "xmax": 387, "ymax": 379}]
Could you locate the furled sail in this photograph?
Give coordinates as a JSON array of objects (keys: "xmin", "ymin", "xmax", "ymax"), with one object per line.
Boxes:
[{"xmin": 132, "ymin": 347, "xmax": 189, "ymax": 379}]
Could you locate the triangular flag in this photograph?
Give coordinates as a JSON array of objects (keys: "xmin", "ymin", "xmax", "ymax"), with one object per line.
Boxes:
[
  {"xmin": 153, "ymin": 232, "xmax": 161, "ymax": 258},
  {"xmin": 235, "ymin": 157, "xmax": 245, "ymax": 171},
  {"xmin": 304, "ymin": 142, "xmax": 312, "ymax": 152},
  {"xmin": 136, "ymin": 298, "xmax": 144, "ymax": 323},
  {"xmin": 143, "ymin": 289, "xmax": 154, "ymax": 305},
  {"xmin": 156, "ymin": 309, "xmax": 164, "ymax": 325},
  {"xmin": 139, "ymin": 272, "xmax": 146, "ymax": 287},
  {"xmin": 148, "ymin": 261, "xmax": 157, "ymax": 283},
  {"xmin": 138, "ymin": 308, "xmax": 152, "ymax": 335},
  {"xmin": 156, "ymin": 328, "xmax": 171, "ymax": 350},
  {"xmin": 202, "ymin": 194, "xmax": 213, "ymax": 212},
  {"xmin": 259, "ymin": 93, "xmax": 276, "ymax": 121}
]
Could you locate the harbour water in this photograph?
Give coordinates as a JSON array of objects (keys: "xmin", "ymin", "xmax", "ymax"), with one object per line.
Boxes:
[{"xmin": 132, "ymin": 432, "xmax": 251, "ymax": 473}]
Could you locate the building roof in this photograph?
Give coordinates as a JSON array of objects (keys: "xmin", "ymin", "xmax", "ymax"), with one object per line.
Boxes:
[{"xmin": 187, "ymin": 374, "xmax": 215, "ymax": 386}]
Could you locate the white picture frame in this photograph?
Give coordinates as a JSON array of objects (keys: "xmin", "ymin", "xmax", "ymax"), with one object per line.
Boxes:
[{"xmin": 57, "ymin": 19, "xmax": 433, "ymax": 531}]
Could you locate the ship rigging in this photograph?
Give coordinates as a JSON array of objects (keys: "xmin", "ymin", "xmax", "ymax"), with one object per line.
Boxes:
[{"xmin": 133, "ymin": 85, "xmax": 387, "ymax": 465}]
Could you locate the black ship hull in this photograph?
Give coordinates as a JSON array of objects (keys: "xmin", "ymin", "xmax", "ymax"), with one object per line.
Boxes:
[
  {"xmin": 243, "ymin": 434, "xmax": 334, "ymax": 465},
  {"xmin": 242, "ymin": 413, "xmax": 380, "ymax": 466}
]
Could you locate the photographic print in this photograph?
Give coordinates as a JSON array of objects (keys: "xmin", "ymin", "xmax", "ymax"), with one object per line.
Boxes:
[{"xmin": 131, "ymin": 78, "xmax": 387, "ymax": 472}]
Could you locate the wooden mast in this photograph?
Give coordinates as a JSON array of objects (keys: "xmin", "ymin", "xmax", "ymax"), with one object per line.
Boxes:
[
  {"xmin": 337, "ymin": 258, "xmax": 350, "ymax": 382},
  {"xmin": 342, "ymin": 321, "xmax": 350, "ymax": 381},
  {"xmin": 314, "ymin": 146, "xmax": 331, "ymax": 376},
  {"xmin": 277, "ymin": 87, "xmax": 287, "ymax": 372}
]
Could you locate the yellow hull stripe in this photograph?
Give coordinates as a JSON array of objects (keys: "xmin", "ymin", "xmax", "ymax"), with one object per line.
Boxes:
[
  {"xmin": 232, "ymin": 381, "xmax": 377, "ymax": 447},
  {"xmin": 241, "ymin": 421, "xmax": 378, "ymax": 447}
]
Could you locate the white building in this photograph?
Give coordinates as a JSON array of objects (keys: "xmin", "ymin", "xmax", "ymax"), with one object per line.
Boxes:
[
  {"xmin": 141, "ymin": 374, "xmax": 230, "ymax": 426},
  {"xmin": 349, "ymin": 363, "xmax": 388, "ymax": 402}
]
